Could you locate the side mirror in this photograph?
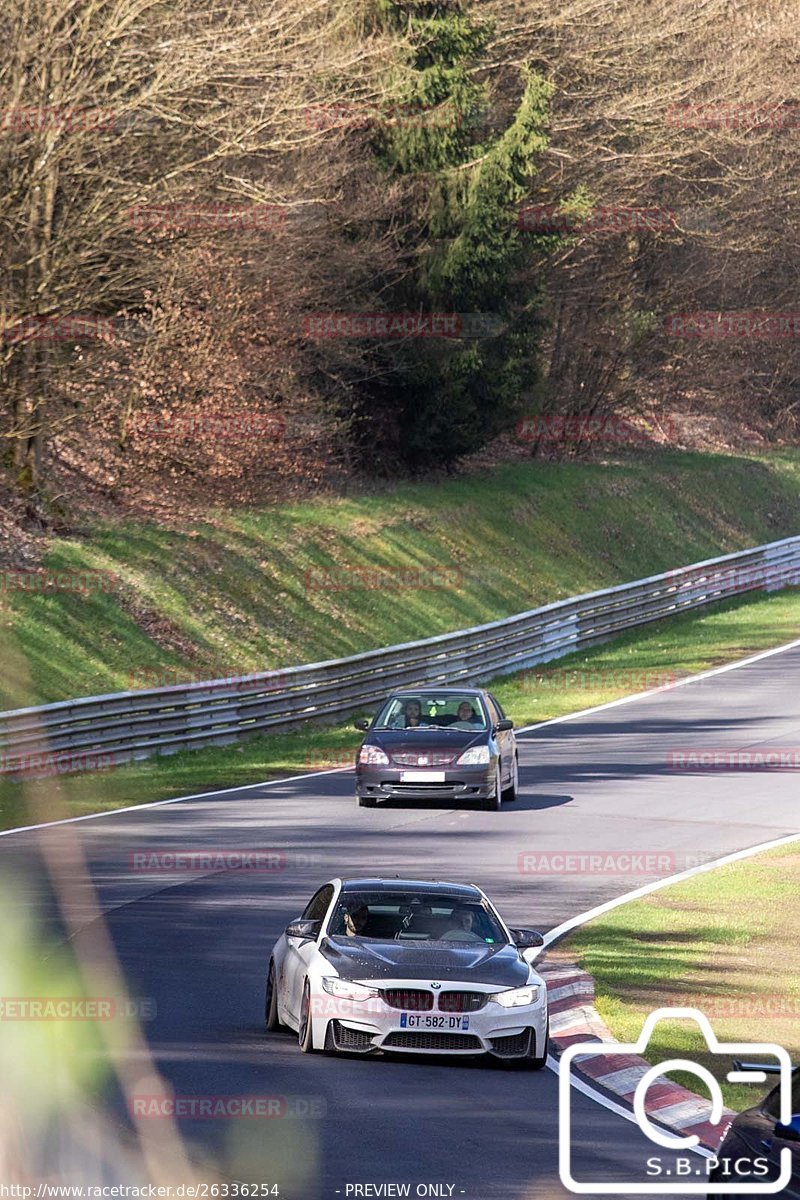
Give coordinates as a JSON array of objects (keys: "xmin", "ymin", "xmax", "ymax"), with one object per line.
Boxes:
[
  {"xmin": 495, "ymin": 718, "xmax": 514, "ymax": 732},
  {"xmin": 510, "ymin": 928, "xmax": 545, "ymax": 950},
  {"xmin": 285, "ymin": 918, "xmax": 321, "ymax": 940},
  {"xmin": 775, "ymin": 1115, "xmax": 800, "ymax": 1143},
  {"xmin": 354, "ymin": 718, "xmax": 370, "ymax": 731}
]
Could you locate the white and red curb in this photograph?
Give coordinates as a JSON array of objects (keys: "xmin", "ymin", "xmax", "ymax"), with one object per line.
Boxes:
[{"xmin": 541, "ymin": 961, "xmax": 735, "ymax": 1152}]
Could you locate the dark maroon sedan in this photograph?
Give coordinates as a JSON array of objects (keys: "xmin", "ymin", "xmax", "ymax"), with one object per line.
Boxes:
[{"xmin": 353, "ymin": 687, "xmax": 518, "ymax": 811}]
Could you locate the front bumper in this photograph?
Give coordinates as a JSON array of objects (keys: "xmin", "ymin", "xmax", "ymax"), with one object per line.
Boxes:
[
  {"xmin": 311, "ymin": 978, "xmax": 548, "ymax": 1059},
  {"xmin": 355, "ymin": 763, "xmax": 495, "ymax": 802}
]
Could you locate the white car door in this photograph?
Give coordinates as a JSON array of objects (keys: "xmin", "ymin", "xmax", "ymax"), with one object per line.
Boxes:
[{"xmin": 281, "ymin": 884, "xmax": 335, "ymax": 1022}]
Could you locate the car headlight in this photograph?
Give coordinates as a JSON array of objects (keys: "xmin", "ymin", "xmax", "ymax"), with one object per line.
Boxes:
[
  {"xmin": 358, "ymin": 744, "xmax": 389, "ymax": 766},
  {"xmin": 490, "ymin": 985, "xmax": 540, "ymax": 1008},
  {"xmin": 321, "ymin": 978, "xmax": 379, "ymax": 1002},
  {"xmin": 457, "ymin": 745, "xmax": 490, "ymax": 765}
]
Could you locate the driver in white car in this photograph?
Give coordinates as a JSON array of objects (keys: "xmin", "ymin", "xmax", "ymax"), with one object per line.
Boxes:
[{"xmin": 441, "ymin": 906, "xmax": 484, "ymax": 942}]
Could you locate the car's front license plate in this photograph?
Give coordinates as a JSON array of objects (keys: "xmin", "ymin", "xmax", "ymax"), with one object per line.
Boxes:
[
  {"xmin": 400, "ymin": 770, "xmax": 446, "ymax": 782},
  {"xmin": 399, "ymin": 1013, "xmax": 470, "ymax": 1030}
]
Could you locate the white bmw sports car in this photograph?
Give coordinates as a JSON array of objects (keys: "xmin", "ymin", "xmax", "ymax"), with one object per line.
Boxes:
[{"xmin": 265, "ymin": 877, "xmax": 549, "ymax": 1066}]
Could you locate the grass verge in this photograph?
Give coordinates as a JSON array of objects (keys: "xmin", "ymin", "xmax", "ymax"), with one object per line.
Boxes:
[
  {"xmin": 2, "ymin": 585, "xmax": 799, "ymax": 835},
  {"xmin": 563, "ymin": 842, "xmax": 800, "ymax": 1111},
  {"xmin": 2, "ymin": 448, "xmax": 800, "ymax": 710}
]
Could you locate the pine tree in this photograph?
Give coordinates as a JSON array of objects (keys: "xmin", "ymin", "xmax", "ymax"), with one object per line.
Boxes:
[{"xmin": 357, "ymin": 0, "xmax": 553, "ymax": 468}]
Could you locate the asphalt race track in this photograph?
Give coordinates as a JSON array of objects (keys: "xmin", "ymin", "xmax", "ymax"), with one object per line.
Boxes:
[{"xmin": 5, "ymin": 642, "xmax": 800, "ymax": 1199}]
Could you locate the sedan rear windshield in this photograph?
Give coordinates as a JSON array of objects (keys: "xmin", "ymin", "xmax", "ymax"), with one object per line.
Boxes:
[
  {"xmin": 327, "ymin": 891, "xmax": 506, "ymax": 943},
  {"xmin": 373, "ymin": 694, "xmax": 488, "ymax": 730}
]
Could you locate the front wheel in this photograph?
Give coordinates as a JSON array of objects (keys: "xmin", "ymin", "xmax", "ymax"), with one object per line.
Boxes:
[
  {"xmin": 298, "ymin": 979, "xmax": 317, "ymax": 1053},
  {"xmin": 264, "ymin": 961, "xmax": 284, "ymax": 1031},
  {"xmin": 502, "ymin": 755, "xmax": 519, "ymax": 803},
  {"xmin": 482, "ymin": 765, "xmax": 502, "ymax": 811}
]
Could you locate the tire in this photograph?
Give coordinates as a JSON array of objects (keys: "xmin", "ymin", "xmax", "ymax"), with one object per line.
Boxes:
[
  {"xmin": 358, "ymin": 794, "xmax": 377, "ymax": 807},
  {"xmin": 298, "ymin": 979, "xmax": 317, "ymax": 1053},
  {"xmin": 482, "ymin": 764, "xmax": 502, "ymax": 811},
  {"xmin": 502, "ymin": 754, "xmax": 519, "ymax": 803},
  {"xmin": 264, "ymin": 960, "xmax": 284, "ymax": 1031},
  {"xmin": 510, "ymin": 1021, "xmax": 549, "ymax": 1070}
]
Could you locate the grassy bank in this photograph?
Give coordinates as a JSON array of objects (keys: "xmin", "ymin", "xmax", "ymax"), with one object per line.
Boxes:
[
  {"xmin": 2, "ymin": 585, "xmax": 799, "ymax": 834},
  {"xmin": 2, "ymin": 448, "xmax": 800, "ymax": 712},
  {"xmin": 563, "ymin": 843, "xmax": 800, "ymax": 1111}
]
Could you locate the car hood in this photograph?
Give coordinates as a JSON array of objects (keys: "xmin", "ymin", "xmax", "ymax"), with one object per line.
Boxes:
[
  {"xmin": 319, "ymin": 937, "xmax": 530, "ymax": 987},
  {"xmin": 368, "ymin": 729, "xmax": 487, "ymax": 753}
]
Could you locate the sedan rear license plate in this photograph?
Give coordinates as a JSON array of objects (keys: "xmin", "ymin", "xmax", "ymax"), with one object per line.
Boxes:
[
  {"xmin": 399, "ymin": 1013, "xmax": 470, "ymax": 1030},
  {"xmin": 400, "ymin": 770, "xmax": 446, "ymax": 782}
]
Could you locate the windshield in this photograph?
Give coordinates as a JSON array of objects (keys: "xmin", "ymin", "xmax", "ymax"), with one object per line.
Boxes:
[
  {"xmin": 327, "ymin": 891, "xmax": 507, "ymax": 943},
  {"xmin": 373, "ymin": 694, "xmax": 488, "ymax": 731}
]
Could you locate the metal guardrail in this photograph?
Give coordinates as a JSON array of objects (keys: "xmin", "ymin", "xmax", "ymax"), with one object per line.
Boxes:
[{"xmin": 2, "ymin": 536, "xmax": 800, "ymax": 776}]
